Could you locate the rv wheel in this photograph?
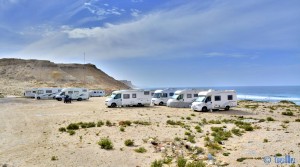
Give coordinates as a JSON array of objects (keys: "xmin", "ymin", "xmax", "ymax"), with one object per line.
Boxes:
[
  {"xmin": 159, "ymin": 102, "xmax": 164, "ymax": 106},
  {"xmin": 111, "ymin": 103, "xmax": 117, "ymax": 108},
  {"xmin": 37, "ymin": 97, "xmax": 40, "ymax": 100},
  {"xmin": 202, "ymin": 106, "xmax": 208, "ymax": 112},
  {"xmin": 225, "ymin": 106, "xmax": 230, "ymax": 111},
  {"xmin": 77, "ymin": 98, "xmax": 82, "ymax": 101}
]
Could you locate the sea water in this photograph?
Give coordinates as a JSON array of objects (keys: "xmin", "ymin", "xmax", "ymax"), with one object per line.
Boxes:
[{"xmin": 144, "ymin": 86, "xmax": 300, "ymax": 105}]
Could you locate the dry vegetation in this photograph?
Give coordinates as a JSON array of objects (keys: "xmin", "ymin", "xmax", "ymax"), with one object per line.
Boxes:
[{"xmin": 0, "ymin": 98, "xmax": 299, "ymax": 167}]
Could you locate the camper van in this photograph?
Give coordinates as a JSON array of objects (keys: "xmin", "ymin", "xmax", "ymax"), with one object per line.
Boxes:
[
  {"xmin": 191, "ymin": 90, "xmax": 237, "ymax": 112},
  {"xmin": 151, "ymin": 88, "xmax": 176, "ymax": 105},
  {"xmin": 24, "ymin": 88, "xmax": 37, "ymax": 98},
  {"xmin": 166, "ymin": 89, "xmax": 202, "ymax": 108},
  {"xmin": 105, "ymin": 89, "xmax": 152, "ymax": 107},
  {"xmin": 89, "ymin": 90, "xmax": 105, "ymax": 97},
  {"xmin": 55, "ymin": 88, "xmax": 89, "ymax": 101},
  {"xmin": 35, "ymin": 88, "xmax": 62, "ymax": 100}
]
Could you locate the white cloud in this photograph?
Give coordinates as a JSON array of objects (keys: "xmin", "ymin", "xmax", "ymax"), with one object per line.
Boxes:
[
  {"xmin": 17, "ymin": 1, "xmax": 300, "ymax": 61},
  {"xmin": 130, "ymin": 9, "xmax": 141, "ymax": 17}
]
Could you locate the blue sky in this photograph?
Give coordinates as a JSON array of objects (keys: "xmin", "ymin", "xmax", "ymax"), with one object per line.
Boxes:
[{"xmin": 0, "ymin": 0, "xmax": 300, "ymax": 87}]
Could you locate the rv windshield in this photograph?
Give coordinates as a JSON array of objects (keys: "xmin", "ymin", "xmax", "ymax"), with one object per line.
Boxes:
[
  {"xmin": 110, "ymin": 93, "xmax": 117, "ymax": 98},
  {"xmin": 195, "ymin": 96, "xmax": 206, "ymax": 102},
  {"xmin": 172, "ymin": 94, "xmax": 179, "ymax": 99},
  {"xmin": 153, "ymin": 93, "xmax": 161, "ymax": 98}
]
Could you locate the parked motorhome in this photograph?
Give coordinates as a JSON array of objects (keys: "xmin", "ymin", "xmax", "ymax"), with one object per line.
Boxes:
[
  {"xmin": 151, "ymin": 88, "xmax": 176, "ymax": 105},
  {"xmin": 24, "ymin": 88, "xmax": 37, "ymax": 98},
  {"xmin": 35, "ymin": 88, "xmax": 62, "ymax": 100},
  {"xmin": 55, "ymin": 88, "xmax": 89, "ymax": 101},
  {"xmin": 166, "ymin": 89, "xmax": 202, "ymax": 108},
  {"xmin": 191, "ymin": 89, "xmax": 237, "ymax": 112},
  {"xmin": 89, "ymin": 90, "xmax": 105, "ymax": 97},
  {"xmin": 105, "ymin": 89, "xmax": 152, "ymax": 107}
]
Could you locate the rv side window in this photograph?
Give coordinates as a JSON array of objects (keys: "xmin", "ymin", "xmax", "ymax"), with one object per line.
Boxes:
[
  {"xmin": 194, "ymin": 94, "xmax": 198, "ymax": 97},
  {"xmin": 151, "ymin": 93, "xmax": 154, "ymax": 96},
  {"xmin": 123, "ymin": 94, "xmax": 130, "ymax": 99},
  {"xmin": 162, "ymin": 93, "xmax": 168, "ymax": 98},
  {"xmin": 68, "ymin": 91, "xmax": 73, "ymax": 94},
  {"xmin": 61, "ymin": 92, "xmax": 65, "ymax": 95},
  {"xmin": 94, "ymin": 91, "xmax": 97, "ymax": 93},
  {"xmin": 228, "ymin": 95, "xmax": 233, "ymax": 100},
  {"xmin": 144, "ymin": 91, "xmax": 150, "ymax": 95},
  {"xmin": 37, "ymin": 90, "xmax": 44, "ymax": 94},
  {"xmin": 205, "ymin": 96, "xmax": 211, "ymax": 103},
  {"xmin": 83, "ymin": 89, "xmax": 87, "ymax": 92},
  {"xmin": 187, "ymin": 94, "xmax": 192, "ymax": 98},
  {"xmin": 132, "ymin": 94, "xmax": 137, "ymax": 98},
  {"xmin": 26, "ymin": 91, "xmax": 31, "ymax": 94},
  {"xmin": 46, "ymin": 90, "xmax": 52, "ymax": 93},
  {"xmin": 215, "ymin": 96, "xmax": 221, "ymax": 101},
  {"xmin": 169, "ymin": 93, "xmax": 174, "ymax": 96},
  {"xmin": 58, "ymin": 89, "xmax": 61, "ymax": 92},
  {"xmin": 74, "ymin": 91, "xmax": 79, "ymax": 94},
  {"xmin": 32, "ymin": 91, "xmax": 36, "ymax": 93}
]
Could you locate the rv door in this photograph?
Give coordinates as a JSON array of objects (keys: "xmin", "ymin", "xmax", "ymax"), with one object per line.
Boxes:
[{"xmin": 205, "ymin": 96, "xmax": 212, "ymax": 109}]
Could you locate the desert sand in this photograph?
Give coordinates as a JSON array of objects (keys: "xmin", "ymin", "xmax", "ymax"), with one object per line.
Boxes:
[{"xmin": 0, "ymin": 97, "xmax": 299, "ymax": 167}]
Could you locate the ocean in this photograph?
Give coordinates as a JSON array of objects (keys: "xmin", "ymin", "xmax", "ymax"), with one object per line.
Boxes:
[{"xmin": 143, "ymin": 86, "xmax": 300, "ymax": 105}]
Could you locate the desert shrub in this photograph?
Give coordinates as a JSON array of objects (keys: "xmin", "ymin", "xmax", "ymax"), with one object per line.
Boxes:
[
  {"xmin": 201, "ymin": 118, "xmax": 208, "ymax": 124},
  {"xmin": 191, "ymin": 114, "xmax": 196, "ymax": 117},
  {"xmin": 187, "ymin": 135, "xmax": 196, "ymax": 143},
  {"xmin": 133, "ymin": 121, "xmax": 151, "ymax": 125},
  {"xmin": 242, "ymin": 124, "xmax": 254, "ymax": 131},
  {"xmin": 223, "ymin": 152, "xmax": 230, "ymax": 156},
  {"xmin": 106, "ymin": 120, "xmax": 112, "ymax": 126},
  {"xmin": 124, "ymin": 139, "xmax": 134, "ymax": 146},
  {"xmin": 275, "ymin": 153, "xmax": 282, "ymax": 156},
  {"xmin": 51, "ymin": 156, "xmax": 58, "ymax": 161},
  {"xmin": 237, "ymin": 157, "xmax": 247, "ymax": 162},
  {"xmin": 119, "ymin": 120, "xmax": 132, "ymax": 126},
  {"xmin": 283, "ymin": 120, "xmax": 290, "ymax": 123},
  {"xmin": 151, "ymin": 160, "xmax": 163, "ymax": 167},
  {"xmin": 208, "ymin": 120, "xmax": 221, "ymax": 124},
  {"xmin": 177, "ymin": 157, "xmax": 187, "ymax": 167},
  {"xmin": 162, "ymin": 157, "xmax": 173, "ymax": 164},
  {"xmin": 174, "ymin": 137, "xmax": 181, "ymax": 141},
  {"xmin": 211, "ymin": 127, "xmax": 232, "ymax": 143},
  {"xmin": 282, "ymin": 111, "xmax": 294, "ymax": 116},
  {"xmin": 68, "ymin": 130, "xmax": 75, "ymax": 135},
  {"xmin": 59, "ymin": 127, "xmax": 66, "ymax": 132},
  {"xmin": 185, "ymin": 161, "xmax": 206, "ymax": 167},
  {"xmin": 267, "ymin": 117, "xmax": 275, "ymax": 121},
  {"xmin": 263, "ymin": 139, "xmax": 268, "ymax": 143},
  {"xmin": 295, "ymin": 119, "xmax": 300, "ymax": 122},
  {"xmin": 279, "ymin": 100, "xmax": 296, "ymax": 105},
  {"xmin": 258, "ymin": 119, "xmax": 265, "ymax": 122},
  {"xmin": 66, "ymin": 123, "xmax": 79, "ymax": 130},
  {"xmin": 120, "ymin": 127, "xmax": 125, "ymax": 132},
  {"xmin": 195, "ymin": 147, "xmax": 204, "ymax": 154},
  {"xmin": 185, "ymin": 131, "xmax": 191, "ymax": 136},
  {"xmin": 166, "ymin": 120, "xmax": 183, "ymax": 126},
  {"xmin": 244, "ymin": 104, "xmax": 259, "ymax": 110},
  {"xmin": 186, "ymin": 117, "xmax": 191, "ymax": 120},
  {"xmin": 97, "ymin": 120, "xmax": 104, "ymax": 127},
  {"xmin": 195, "ymin": 126, "xmax": 202, "ymax": 133},
  {"xmin": 231, "ymin": 128, "xmax": 243, "ymax": 136},
  {"xmin": 205, "ymin": 141, "xmax": 222, "ymax": 150},
  {"xmin": 98, "ymin": 137, "xmax": 113, "ymax": 150},
  {"xmin": 134, "ymin": 147, "xmax": 147, "ymax": 153},
  {"xmin": 80, "ymin": 122, "xmax": 96, "ymax": 128}
]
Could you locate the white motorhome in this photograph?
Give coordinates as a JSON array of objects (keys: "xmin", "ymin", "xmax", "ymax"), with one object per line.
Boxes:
[
  {"xmin": 89, "ymin": 90, "xmax": 105, "ymax": 97},
  {"xmin": 55, "ymin": 88, "xmax": 89, "ymax": 101},
  {"xmin": 166, "ymin": 89, "xmax": 202, "ymax": 108},
  {"xmin": 151, "ymin": 88, "xmax": 176, "ymax": 105},
  {"xmin": 191, "ymin": 89, "xmax": 237, "ymax": 112},
  {"xmin": 35, "ymin": 88, "xmax": 62, "ymax": 100},
  {"xmin": 24, "ymin": 88, "xmax": 37, "ymax": 98},
  {"xmin": 105, "ymin": 89, "xmax": 152, "ymax": 107}
]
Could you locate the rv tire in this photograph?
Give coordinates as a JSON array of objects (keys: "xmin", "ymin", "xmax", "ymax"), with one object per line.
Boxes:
[
  {"xmin": 202, "ymin": 106, "xmax": 208, "ymax": 112},
  {"xmin": 77, "ymin": 98, "xmax": 82, "ymax": 101},
  {"xmin": 37, "ymin": 97, "xmax": 40, "ymax": 100},
  {"xmin": 159, "ymin": 102, "xmax": 164, "ymax": 106},
  {"xmin": 225, "ymin": 106, "xmax": 230, "ymax": 111},
  {"xmin": 111, "ymin": 103, "xmax": 117, "ymax": 108}
]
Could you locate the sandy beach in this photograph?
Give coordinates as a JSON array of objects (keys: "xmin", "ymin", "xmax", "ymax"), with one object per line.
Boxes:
[{"xmin": 0, "ymin": 97, "xmax": 299, "ymax": 167}]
